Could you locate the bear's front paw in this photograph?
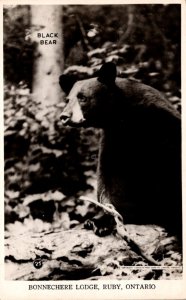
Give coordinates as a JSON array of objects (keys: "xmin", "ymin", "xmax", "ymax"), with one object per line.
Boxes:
[
  {"xmin": 84, "ymin": 219, "xmax": 94, "ymax": 230},
  {"xmin": 84, "ymin": 214, "xmax": 116, "ymax": 237}
]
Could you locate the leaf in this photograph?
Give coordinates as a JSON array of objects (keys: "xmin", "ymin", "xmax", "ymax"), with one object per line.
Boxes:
[
  {"xmin": 14, "ymin": 203, "xmax": 30, "ymax": 218},
  {"xmin": 29, "ymin": 162, "xmax": 41, "ymax": 172},
  {"xmin": 4, "ymin": 130, "xmax": 17, "ymax": 137},
  {"xmin": 23, "ymin": 194, "xmax": 43, "ymax": 206},
  {"xmin": 64, "ymin": 65, "xmax": 94, "ymax": 76},
  {"xmin": 17, "ymin": 88, "xmax": 30, "ymax": 96},
  {"xmin": 6, "ymin": 218, "xmax": 51, "ymax": 234},
  {"xmin": 5, "ymin": 190, "xmax": 20, "ymax": 199},
  {"xmin": 24, "ymin": 217, "xmax": 51, "ymax": 233},
  {"xmin": 75, "ymin": 204, "xmax": 89, "ymax": 218},
  {"xmin": 51, "ymin": 190, "xmax": 65, "ymax": 201},
  {"xmin": 4, "ymin": 109, "xmax": 15, "ymax": 117},
  {"xmin": 30, "ymin": 123, "xmax": 39, "ymax": 132},
  {"xmin": 53, "ymin": 212, "xmax": 70, "ymax": 230},
  {"xmin": 122, "ymin": 66, "xmax": 139, "ymax": 75},
  {"xmin": 87, "ymin": 48, "xmax": 106, "ymax": 58},
  {"xmin": 40, "ymin": 146, "xmax": 63, "ymax": 158},
  {"xmin": 148, "ymin": 72, "xmax": 159, "ymax": 77},
  {"xmin": 19, "ymin": 128, "xmax": 27, "ymax": 136}
]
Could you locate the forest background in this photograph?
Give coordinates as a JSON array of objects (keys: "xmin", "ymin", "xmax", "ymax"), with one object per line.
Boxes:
[{"xmin": 3, "ymin": 4, "xmax": 182, "ymax": 280}]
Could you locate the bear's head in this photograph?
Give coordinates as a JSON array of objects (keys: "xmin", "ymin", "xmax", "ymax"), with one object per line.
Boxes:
[{"xmin": 59, "ymin": 63, "xmax": 122, "ymax": 128}]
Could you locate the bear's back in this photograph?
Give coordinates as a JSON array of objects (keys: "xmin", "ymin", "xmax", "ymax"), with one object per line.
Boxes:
[{"xmin": 116, "ymin": 78, "xmax": 180, "ymax": 120}]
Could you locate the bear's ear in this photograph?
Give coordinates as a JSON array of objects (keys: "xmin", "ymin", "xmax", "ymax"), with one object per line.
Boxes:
[
  {"xmin": 59, "ymin": 74, "xmax": 77, "ymax": 94},
  {"xmin": 97, "ymin": 62, "xmax": 117, "ymax": 85}
]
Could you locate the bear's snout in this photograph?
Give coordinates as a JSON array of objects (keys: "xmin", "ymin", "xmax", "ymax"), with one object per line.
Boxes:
[
  {"xmin": 60, "ymin": 111, "xmax": 71, "ymax": 125},
  {"xmin": 60, "ymin": 109, "xmax": 86, "ymax": 126}
]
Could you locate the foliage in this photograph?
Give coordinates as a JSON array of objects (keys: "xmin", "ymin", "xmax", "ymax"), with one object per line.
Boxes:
[
  {"xmin": 4, "ymin": 5, "xmax": 181, "ymax": 91},
  {"xmin": 4, "ymin": 81, "xmax": 98, "ymax": 221},
  {"xmin": 3, "ymin": 6, "xmax": 34, "ymax": 86}
]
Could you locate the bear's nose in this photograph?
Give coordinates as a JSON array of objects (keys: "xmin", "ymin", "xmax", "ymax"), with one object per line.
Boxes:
[{"xmin": 60, "ymin": 112, "xmax": 70, "ymax": 124}]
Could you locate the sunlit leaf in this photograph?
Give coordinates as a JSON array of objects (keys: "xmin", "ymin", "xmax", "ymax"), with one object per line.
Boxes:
[
  {"xmin": 5, "ymin": 190, "xmax": 20, "ymax": 199},
  {"xmin": 29, "ymin": 162, "xmax": 41, "ymax": 172},
  {"xmin": 51, "ymin": 190, "xmax": 65, "ymax": 201}
]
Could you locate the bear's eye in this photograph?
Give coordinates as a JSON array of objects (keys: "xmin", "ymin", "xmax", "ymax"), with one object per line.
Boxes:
[
  {"xmin": 77, "ymin": 92, "xmax": 87, "ymax": 103},
  {"xmin": 64, "ymin": 97, "xmax": 69, "ymax": 104}
]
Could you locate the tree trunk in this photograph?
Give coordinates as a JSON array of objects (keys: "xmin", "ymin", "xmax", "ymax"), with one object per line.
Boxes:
[{"xmin": 31, "ymin": 5, "xmax": 63, "ymax": 106}]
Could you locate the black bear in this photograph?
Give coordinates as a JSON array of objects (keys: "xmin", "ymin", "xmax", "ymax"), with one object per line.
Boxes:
[{"xmin": 59, "ymin": 62, "xmax": 182, "ymax": 239}]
